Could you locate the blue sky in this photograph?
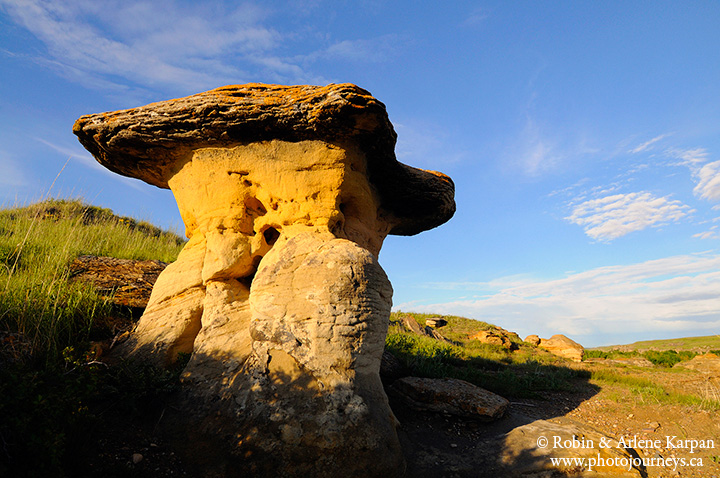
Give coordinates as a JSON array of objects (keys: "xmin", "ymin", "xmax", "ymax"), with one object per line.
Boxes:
[{"xmin": 1, "ymin": 1, "xmax": 719, "ymax": 347}]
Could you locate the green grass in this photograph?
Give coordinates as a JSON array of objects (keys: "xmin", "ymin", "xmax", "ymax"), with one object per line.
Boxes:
[
  {"xmin": 386, "ymin": 312, "xmax": 590, "ymax": 398},
  {"xmin": 589, "ymin": 368, "xmax": 720, "ymax": 411},
  {"xmin": 584, "ymin": 349, "xmax": 698, "ymax": 367},
  {"xmin": 0, "ymin": 198, "xmax": 185, "ymax": 364},
  {"xmin": 0, "ymin": 198, "xmax": 186, "ymax": 477},
  {"xmin": 592, "ymin": 335, "xmax": 720, "ymax": 353}
]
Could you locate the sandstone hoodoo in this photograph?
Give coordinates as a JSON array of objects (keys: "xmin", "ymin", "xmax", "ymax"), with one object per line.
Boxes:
[{"xmin": 73, "ymin": 83, "xmax": 455, "ymax": 477}]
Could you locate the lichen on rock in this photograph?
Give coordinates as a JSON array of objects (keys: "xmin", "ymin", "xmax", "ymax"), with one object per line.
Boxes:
[{"xmin": 73, "ymin": 83, "xmax": 456, "ymax": 477}]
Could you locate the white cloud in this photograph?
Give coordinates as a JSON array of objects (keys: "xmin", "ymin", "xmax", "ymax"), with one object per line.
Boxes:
[
  {"xmin": 692, "ymin": 160, "xmax": 720, "ymax": 202},
  {"xmin": 565, "ymin": 192, "xmax": 692, "ymax": 242},
  {"xmin": 395, "ymin": 253, "xmax": 720, "ymax": 346},
  {"xmin": 693, "ymin": 225, "xmax": 719, "ymax": 240},
  {"xmin": 629, "ymin": 133, "xmax": 671, "ymax": 154},
  {"xmin": 665, "ymin": 148, "xmax": 720, "ymax": 203},
  {"xmin": 667, "ymin": 147, "xmax": 709, "ymax": 167},
  {"xmin": 1, "ymin": 0, "xmax": 408, "ymax": 92},
  {"xmin": 0, "ymin": 0, "xmax": 301, "ymax": 92}
]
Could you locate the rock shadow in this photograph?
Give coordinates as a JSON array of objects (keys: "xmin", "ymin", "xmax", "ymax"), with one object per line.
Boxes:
[
  {"xmin": 384, "ymin": 359, "xmax": 612, "ymax": 477},
  {"xmin": 120, "ymin": 348, "xmax": 407, "ymax": 478}
]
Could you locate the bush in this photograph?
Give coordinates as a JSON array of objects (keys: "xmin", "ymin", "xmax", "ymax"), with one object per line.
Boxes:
[{"xmin": 643, "ymin": 350, "xmax": 696, "ymax": 368}]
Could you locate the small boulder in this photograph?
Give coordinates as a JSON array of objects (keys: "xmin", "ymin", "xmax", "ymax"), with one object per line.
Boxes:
[
  {"xmin": 425, "ymin": 317, "xmax": 447, "ymax": 328},
  {"xmin": 423, "ymin": 326, "xmax": 452, "ymax": 344},
  {"xmin": 539, "ymin": 334, "xmax": 584, "ymax": 362},
  {"xmin": 401, "ymin": 315, "xmax": 425, "ymax": 335},
  {"xmin": 390, "ymin": 377, "xmax": 508, "ymax": 421},
  {"xmin": 400, "ymin": 315, "xmax": 452, "ymax": 343}
]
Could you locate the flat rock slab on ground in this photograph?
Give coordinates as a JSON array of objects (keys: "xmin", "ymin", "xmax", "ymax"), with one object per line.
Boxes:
[
  {"xmin": 69, "ymin": 255, "xmax": 168, "ymax": 309},
  {"xmin": 390, "ymin": 377, "xmax": 509, "ymax": 420}
]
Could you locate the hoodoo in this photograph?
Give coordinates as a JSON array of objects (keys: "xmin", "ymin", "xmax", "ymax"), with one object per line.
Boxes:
[{"xmin": 74, "ymin": 83, "xmax": 455, "ymax": 477}]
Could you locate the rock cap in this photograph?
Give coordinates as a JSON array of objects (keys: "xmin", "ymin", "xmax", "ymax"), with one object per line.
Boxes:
[{"xmin": 73, "ymin": 83, "xmax": 455, "ymax": 235}]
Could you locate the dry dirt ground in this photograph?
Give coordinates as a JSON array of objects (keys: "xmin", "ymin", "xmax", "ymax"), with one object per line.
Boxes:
[
  {"xmin": 73, "ymin": 360, "xmax": 720, "ymax": 478},
  {"xmin": 394, "ymin": 361, "xmax": 720, "ymax": 478}
]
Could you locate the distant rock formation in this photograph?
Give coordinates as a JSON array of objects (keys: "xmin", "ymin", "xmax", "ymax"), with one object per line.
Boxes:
[
  {"xmin": 73, "ymin": 83, "xmax": 455, "ymax": 477},
  {"xmin": 471, "ymin": 330, "xmax": 514, "ymax": 349},
  {"xmin": 400, "ymin": 315, "xmax": 452, "ymax": 343},
  {"xmin": 525, "ymin": 334, "xmax": 584, "ymax": 362},
  {"xmin": 523, "ymin": 334, "xmax": 541, "ymax": 346},
  {"xmin": 675, "ymin": 353, "xmax": 720, "ymax": 373}
]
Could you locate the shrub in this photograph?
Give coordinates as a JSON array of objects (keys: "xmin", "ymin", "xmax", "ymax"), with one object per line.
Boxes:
[{"xmin": 643, "ymin": 350, "xmax": 696, "ymax": 368}]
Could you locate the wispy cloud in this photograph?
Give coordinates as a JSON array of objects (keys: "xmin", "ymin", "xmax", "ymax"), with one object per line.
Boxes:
[
  {"xmin": 565, "ymin": 192, "xmax": 692, "ymax": 242},
  {"xmin": 35, "ymin": 138, "xmax": 146, "ymax": 190},
  {"xmin": 395, "ymin": 253, "xmax": 720, "ymax": 346},
  {"xmin": 514, "ymin": 117, "xmax": 561, "ymax": 176},
  {"xmin": 693, "ymin": 225, "xmax": 720, "ymax": 240},
  {"xmin": 629, "ymin": 133, "xmax": 671, "ymax": 154},
  {"xmin": 667, "ymin": 147, "xmax": 709, "ymax": 166},
  {"xmin": 462, "ymin": 7, "xmax": 488, "ymax": 27},
  {"xmin": 510, "ymin": 116, "xmax": 599, "ymax": 177},
  {"xmin": 692, "ymin": 160, "xmax": 720, "ymax": 202},
  {"xmin": 318, "ymin": 35, "xmax": 404, "ymax": 63},
  {"xmin": 666, "ymin": 148, "xmax": 720, "ymax": 203},
  {"xmin": 1, "ymin": 0, "xmax": 408, "ymax": 93},
  {"xmin": 1, "ymin": 0, "xmax": 267, "ymax": 92}
]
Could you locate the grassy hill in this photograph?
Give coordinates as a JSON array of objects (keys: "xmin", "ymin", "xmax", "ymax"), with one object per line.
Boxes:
[
  {"xmin": 0, "ymin": 198, "xmax": 185, "ymax": 364},
  {"xmin": 386, "ymin": 311, "xmax": 589, "ymax": 398},
  {"xmin": 0, "ymin": 199, "xmax": 186, "ymax": 477},
  {"xmin": 591, "ymin": 335, "xmax": 720, "ymax": 353}
]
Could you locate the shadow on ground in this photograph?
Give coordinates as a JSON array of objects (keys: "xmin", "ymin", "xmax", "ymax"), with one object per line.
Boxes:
[
  {"xmin": 1, "ymin": 344, "xmax": 603, "ymax": 478},
  {"xmin": 388, "ymin": 363, "xmax": 603, "ymax": 478}
]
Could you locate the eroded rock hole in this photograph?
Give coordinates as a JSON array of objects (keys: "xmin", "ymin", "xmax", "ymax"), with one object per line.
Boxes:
[
  {"xmin": 329, "ymin": 219, "xmax": 344, "ymax": 236},
  {"xmin": 228, "ymin": 170, "xmax": 249, "ymax": 176},
  {"xmin": 263, "ymin": 226, "xmax": 280, "ymax": 246}
]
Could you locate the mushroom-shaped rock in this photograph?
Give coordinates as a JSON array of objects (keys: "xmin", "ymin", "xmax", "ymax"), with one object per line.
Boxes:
[
  {"xmin": 73, "ymin": 83, "xmax": 454, "ymax": 237},
  {"xmin": 74, "ymin": 84, "xmax": 455, "ymax": 478}
]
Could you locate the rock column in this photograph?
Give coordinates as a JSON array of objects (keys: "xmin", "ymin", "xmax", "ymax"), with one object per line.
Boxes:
[{"xmin": 74, "ymin": 83, "xmax": 455, "ymax": 477}]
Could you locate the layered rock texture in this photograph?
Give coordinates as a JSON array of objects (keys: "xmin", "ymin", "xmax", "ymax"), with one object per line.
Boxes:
[
  {"xmin": 69, "ymin": 255, "xmax": 168, "ymax": 309},
  {"xmin": 73, "ymin": 83, "xmax": 455, "ymax": 477}
]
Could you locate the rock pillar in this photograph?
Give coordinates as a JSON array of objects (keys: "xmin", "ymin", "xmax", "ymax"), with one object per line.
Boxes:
[{"xmin": 73, "ymin": 83, "xmax": 455, "ymax": 477}]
